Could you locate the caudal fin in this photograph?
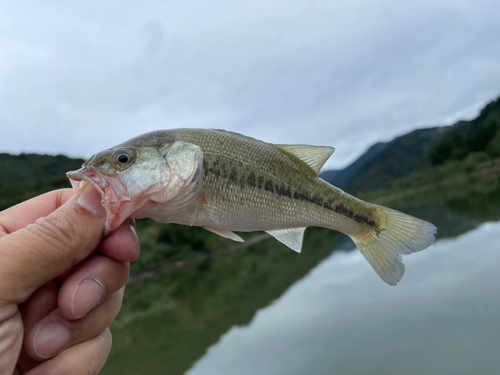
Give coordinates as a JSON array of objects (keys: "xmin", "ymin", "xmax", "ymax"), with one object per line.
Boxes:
[{"xmin": 349, "ymin": 205, "xmax": 436, "ymax": 286}]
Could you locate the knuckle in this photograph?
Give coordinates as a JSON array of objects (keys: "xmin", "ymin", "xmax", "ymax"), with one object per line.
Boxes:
[
  {"xmin": 30, "ymin": 214, "xmax": 80, "ymax": 251},
  {"xmin": 54, "ymin": 189, "xmax": 66, "ymax": 209}
]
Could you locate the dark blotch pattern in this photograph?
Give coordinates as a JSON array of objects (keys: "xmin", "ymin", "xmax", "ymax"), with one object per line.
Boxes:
[
  {"xmin": 229, "ymin": 168, "xmax": 238, "ymax": 184},
  {"xmin": 275, "ymin": 183, "xmax": 292, "ymax": 198},
  {"xmin": 264, "ymin": 180, "xmax": 274, "ymax": 193},
  {"xmin": 354, "ymin": 214, "xmax": 376, "ymax": 226},
  {"xmin": 247, "ymin": 172, "xmax": 256, "ymax": 187},
  {"xmin": 323, "ymin": 200, "xmax": 334, "ymax": 210},
  {"xmin": 257, "ymin": 176, "xmax": 265, "ymax": 189},
  {"xmin": 204, "ymin": 160, "xmax": 375, "ymax": 226}
]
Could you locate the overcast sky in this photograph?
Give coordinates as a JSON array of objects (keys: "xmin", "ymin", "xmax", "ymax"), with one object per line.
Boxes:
[{"xmin": 1, "ymin": 0, "xmax": 500, "ymax": 169}]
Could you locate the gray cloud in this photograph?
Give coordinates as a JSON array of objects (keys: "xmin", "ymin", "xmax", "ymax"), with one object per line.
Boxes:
[{"xmin": 1, "ymin": 0, "xmax": 500, "ymax": 169}]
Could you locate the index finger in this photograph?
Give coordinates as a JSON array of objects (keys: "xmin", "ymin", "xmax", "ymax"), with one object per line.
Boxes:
[{"xmin": 0, "ymin": 189, "xmax": 74, "ymax": 237}]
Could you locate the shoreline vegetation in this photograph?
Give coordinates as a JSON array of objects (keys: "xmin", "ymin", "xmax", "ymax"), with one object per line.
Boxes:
[
  {"xmin": 127, "ymin": 233, "xmax": 271, "ymax": 284},
  {"xmin": 105, "ymin": 168, "xmax": 500, "ymax": 375},
  {"xmin": 1, "ymin": 94, "xmax": 498, "ymax": 276},
  {"xmin": 1, "ymin": 96, "xmax": 499, "ymax": 374},
  {"xmin": 126, "ymin": 156, "xmax": 500, "ymax": 283},
  {"xmin": 360, "ymin": 157, "xmax": 500, "ymax": 205},
  {"xmin": 1, "ymin": 95, "xmax": 498, "ymax": 282}
]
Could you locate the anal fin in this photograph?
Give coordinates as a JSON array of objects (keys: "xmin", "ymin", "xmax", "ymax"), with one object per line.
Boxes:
[
  {"xmin": 203, "ymin": 226, "xmax": 244, "ymax": 242},
  {"xmin": 266, "ymin": 227, "xmax": 306, "ymax": 253}
]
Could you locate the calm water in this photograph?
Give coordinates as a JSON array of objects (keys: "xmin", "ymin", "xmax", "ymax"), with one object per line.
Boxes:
[
  {"xmin": 103, "ymin": 179, "xmax": 500, "ymax": 375},
  {"xmin": 188, "ymin": 222, "xmax": 500, "ymax": 375}
]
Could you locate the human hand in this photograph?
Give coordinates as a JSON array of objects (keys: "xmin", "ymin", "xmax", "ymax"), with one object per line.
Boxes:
[{"xmin": 0, "ymin": 185, "xmax": 140, "ymax": 374}]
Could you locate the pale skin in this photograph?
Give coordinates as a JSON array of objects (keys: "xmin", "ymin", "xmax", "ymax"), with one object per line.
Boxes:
[{"xmin": 0, "ymin": 185, "xmax": 140, "ymax": 374}]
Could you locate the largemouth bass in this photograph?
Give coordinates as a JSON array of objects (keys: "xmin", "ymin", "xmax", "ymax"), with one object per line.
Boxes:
[{"xmin": 67, "ymin": 129, "xmax": 436, "ymax": 285}]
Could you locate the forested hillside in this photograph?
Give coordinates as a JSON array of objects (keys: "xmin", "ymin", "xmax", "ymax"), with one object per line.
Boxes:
[
  {"xmin": 320, "ymin": 96, "xmax": 500, "ymax": 192},
  {"xmin": 2, "ymin": 95, "xmax": 500, "ymax": 272},
  {"xmin": 320, "ymin": 142, "xmax": 387, "ymax": 188},
  {"xmin": 0, "ymin": 153, "xmax": 83, "ymax": 210},
  {"xmin": 345, "ymin": 126, "xmax": 448, "ymax": 191},
  {"xmin": 428, "ymin": 97, "xmax": 500, "ymax": 166}
]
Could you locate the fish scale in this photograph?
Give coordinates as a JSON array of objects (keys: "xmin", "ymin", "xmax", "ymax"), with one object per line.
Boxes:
[
  {"xmin": 68, "ymin": 128, "xmax": 437, "ymax": 285},
  {"xmin": 126, "ymin": 129, "xmax": 374, "ymax": 233}
]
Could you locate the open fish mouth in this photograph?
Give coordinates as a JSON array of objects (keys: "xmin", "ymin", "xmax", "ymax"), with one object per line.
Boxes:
[
  {"xmin": 66, "ymin": 169, "xmax": 107, "ymax": 197},
  {"xmin": 67, "ymin": 168, "xmax": 132, "ymax": 233}
]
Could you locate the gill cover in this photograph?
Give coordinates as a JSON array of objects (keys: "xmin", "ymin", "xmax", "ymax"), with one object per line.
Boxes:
[{"xmin": 149, "ymin": 141, "xmax": 204, "ymax": 203}]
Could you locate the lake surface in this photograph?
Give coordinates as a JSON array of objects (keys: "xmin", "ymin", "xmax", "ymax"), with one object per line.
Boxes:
[
  {"xmin": 103, "ymin": 179, "xmax": 500, "ymax": 375},
  {"xmin": 187, "ymin": 222, "xmax": 500, "ymax": 375}
]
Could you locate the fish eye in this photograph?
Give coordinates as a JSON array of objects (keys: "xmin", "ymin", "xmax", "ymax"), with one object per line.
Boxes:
[
  {"xmin": 112, "ymin": 150, "xmax": 135, "ymax": 170},
  {"xmin": 117, "ymin": 154, "xmax": 129, "ymax": 163}
]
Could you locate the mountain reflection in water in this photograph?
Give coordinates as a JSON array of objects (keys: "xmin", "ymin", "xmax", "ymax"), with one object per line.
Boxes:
[
  {"xmin": 103, "ymin": 178, "xmax": 500, "ymax": 375},
  {"xmin": 188, "ymin": 222, "xmax": 500, "ymax": 375}
]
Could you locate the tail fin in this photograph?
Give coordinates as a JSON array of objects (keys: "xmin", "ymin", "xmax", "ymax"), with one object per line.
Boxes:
[{"xmin": 349, "ymin": 205, "xmax": 436, "ymax": 286}]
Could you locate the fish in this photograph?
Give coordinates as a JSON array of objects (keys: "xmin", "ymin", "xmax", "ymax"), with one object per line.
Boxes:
[{"xmin": 67, "ymin": 128, "xmax": 436, "ymax": 285}]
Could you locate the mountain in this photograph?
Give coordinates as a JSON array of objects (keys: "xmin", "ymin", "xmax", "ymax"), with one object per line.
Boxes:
[
  {"xmin": 320, "ymin": 142, "xmax": 388, "ymax": 188},
  {"xmin": 320, "ymin": 95, "xmax": 500, "ymax": 193},
  {"xmin": 345, "ymin": 126, "xmax": 450, "ymax": 191},
  {"xmin": 320, "ymin": 127, "xmax": 449, "ymax": 191},
  {"xmin": 428, "ymin": 97, "xmax": 500, "ymax": 166},
  {"xmin": 3, "ymin": 95, "xmax": 500, "ymax": 208},
  {"xmin": 0, "ymin": 153, "xmax": 84, "ymax": 210}
]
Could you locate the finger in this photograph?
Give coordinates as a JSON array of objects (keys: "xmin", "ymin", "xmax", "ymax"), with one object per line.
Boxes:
[
  {"xmin": 99, "ymin": 218, "xmax": 140, "ymax": 263},
  {"xmin": 0, "ymin": 184, "xmax": 106, "ymax": 304},
  {"xmin": 0, "ymin": 189, "xmax": 74, "ymax": 237},
  {"xmin": 17, "ymin": 286, "xmax": 58, "ymax": 373},
  {"xmin": 24, "ymin": 328, "xmax": 112, "ymax": 375},
  {"xmin": 0, "ymin": 308, "xmax": 23, "ymax": 375},
  {"xmin": 52, "ymin": 219, "xmax": 139, "ymax": 286},
  {"xmin": 20, "ymin": 282, "xmax": 58, "ymax": 333},
  {"xmin": 58, "ymin": 254, "xmax": 129, "ymax": 320},
  {"xmin": 17, "ymin": 282, "xmax": 60, "ymax": 375},
  {"xmin": 25, "ymin": 289, "xmax": 123, "ymax": 361}
]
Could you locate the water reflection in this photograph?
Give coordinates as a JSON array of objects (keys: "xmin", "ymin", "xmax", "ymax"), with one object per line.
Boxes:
[
  {"xmin": 103, "ymin": 227, "xmax": 339, "ymax": 375},
  {"xmin": 102, "ymin": 177, "xmax": 500, "ymax": 375},
  {"xmin": 187, "ymin": 222, "xmax": 500, "ymax": 375}
]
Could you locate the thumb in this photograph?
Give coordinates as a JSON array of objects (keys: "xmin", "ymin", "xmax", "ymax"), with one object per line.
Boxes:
[{"xmin": 0, "ymin": 184, "xmax": 107, "ymax": 303}]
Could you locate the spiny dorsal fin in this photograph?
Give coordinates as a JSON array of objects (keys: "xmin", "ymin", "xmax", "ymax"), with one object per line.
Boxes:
[
  {"xmin": 274, "ymin": 144, "xmax": 335, "ymax": 176},
  {"xmin": 203, "ymin": 226, "xmax": 244, "ymax": 242},
  {"xmin": 266, "ymin": 227, "xmax": 307, "ymax": 253}
]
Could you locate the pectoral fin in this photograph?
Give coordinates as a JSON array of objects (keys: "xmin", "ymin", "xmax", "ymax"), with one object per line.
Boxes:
[
  {"xmin": 190, "ymin": 194, "xmax": 206, "ymax": 226},
  {"xmin": 203, "ymin": 226, "xmax": 244, "ymax": 242},
  {"xmin": 266, "ymin": 227, "xmax": 306, "ymax": 253}
]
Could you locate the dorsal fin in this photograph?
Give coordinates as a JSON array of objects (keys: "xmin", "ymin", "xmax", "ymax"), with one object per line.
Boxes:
[{"xmin": 274, "ymin": 144, "xmax": 335, "ymax": 175}]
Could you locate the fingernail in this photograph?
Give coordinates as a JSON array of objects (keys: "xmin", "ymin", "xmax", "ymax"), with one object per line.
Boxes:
[
  {"xmin": 71, "ymin": 279, "xmax": 104, "ymax": 319},
  {"xmin": 128, "ymin": 218, "xmax": 137, "ymax": 236},
  {"xmin": 76, "ymin": 185, "xmax": 106, "ymax": 216},
  {"xmin": 33, "ymin": 322, "xmax": 71, "ymax": 359},
  {"xmin": 128, "ymin": 219, "xmax": 140, "ymax": 252}
]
